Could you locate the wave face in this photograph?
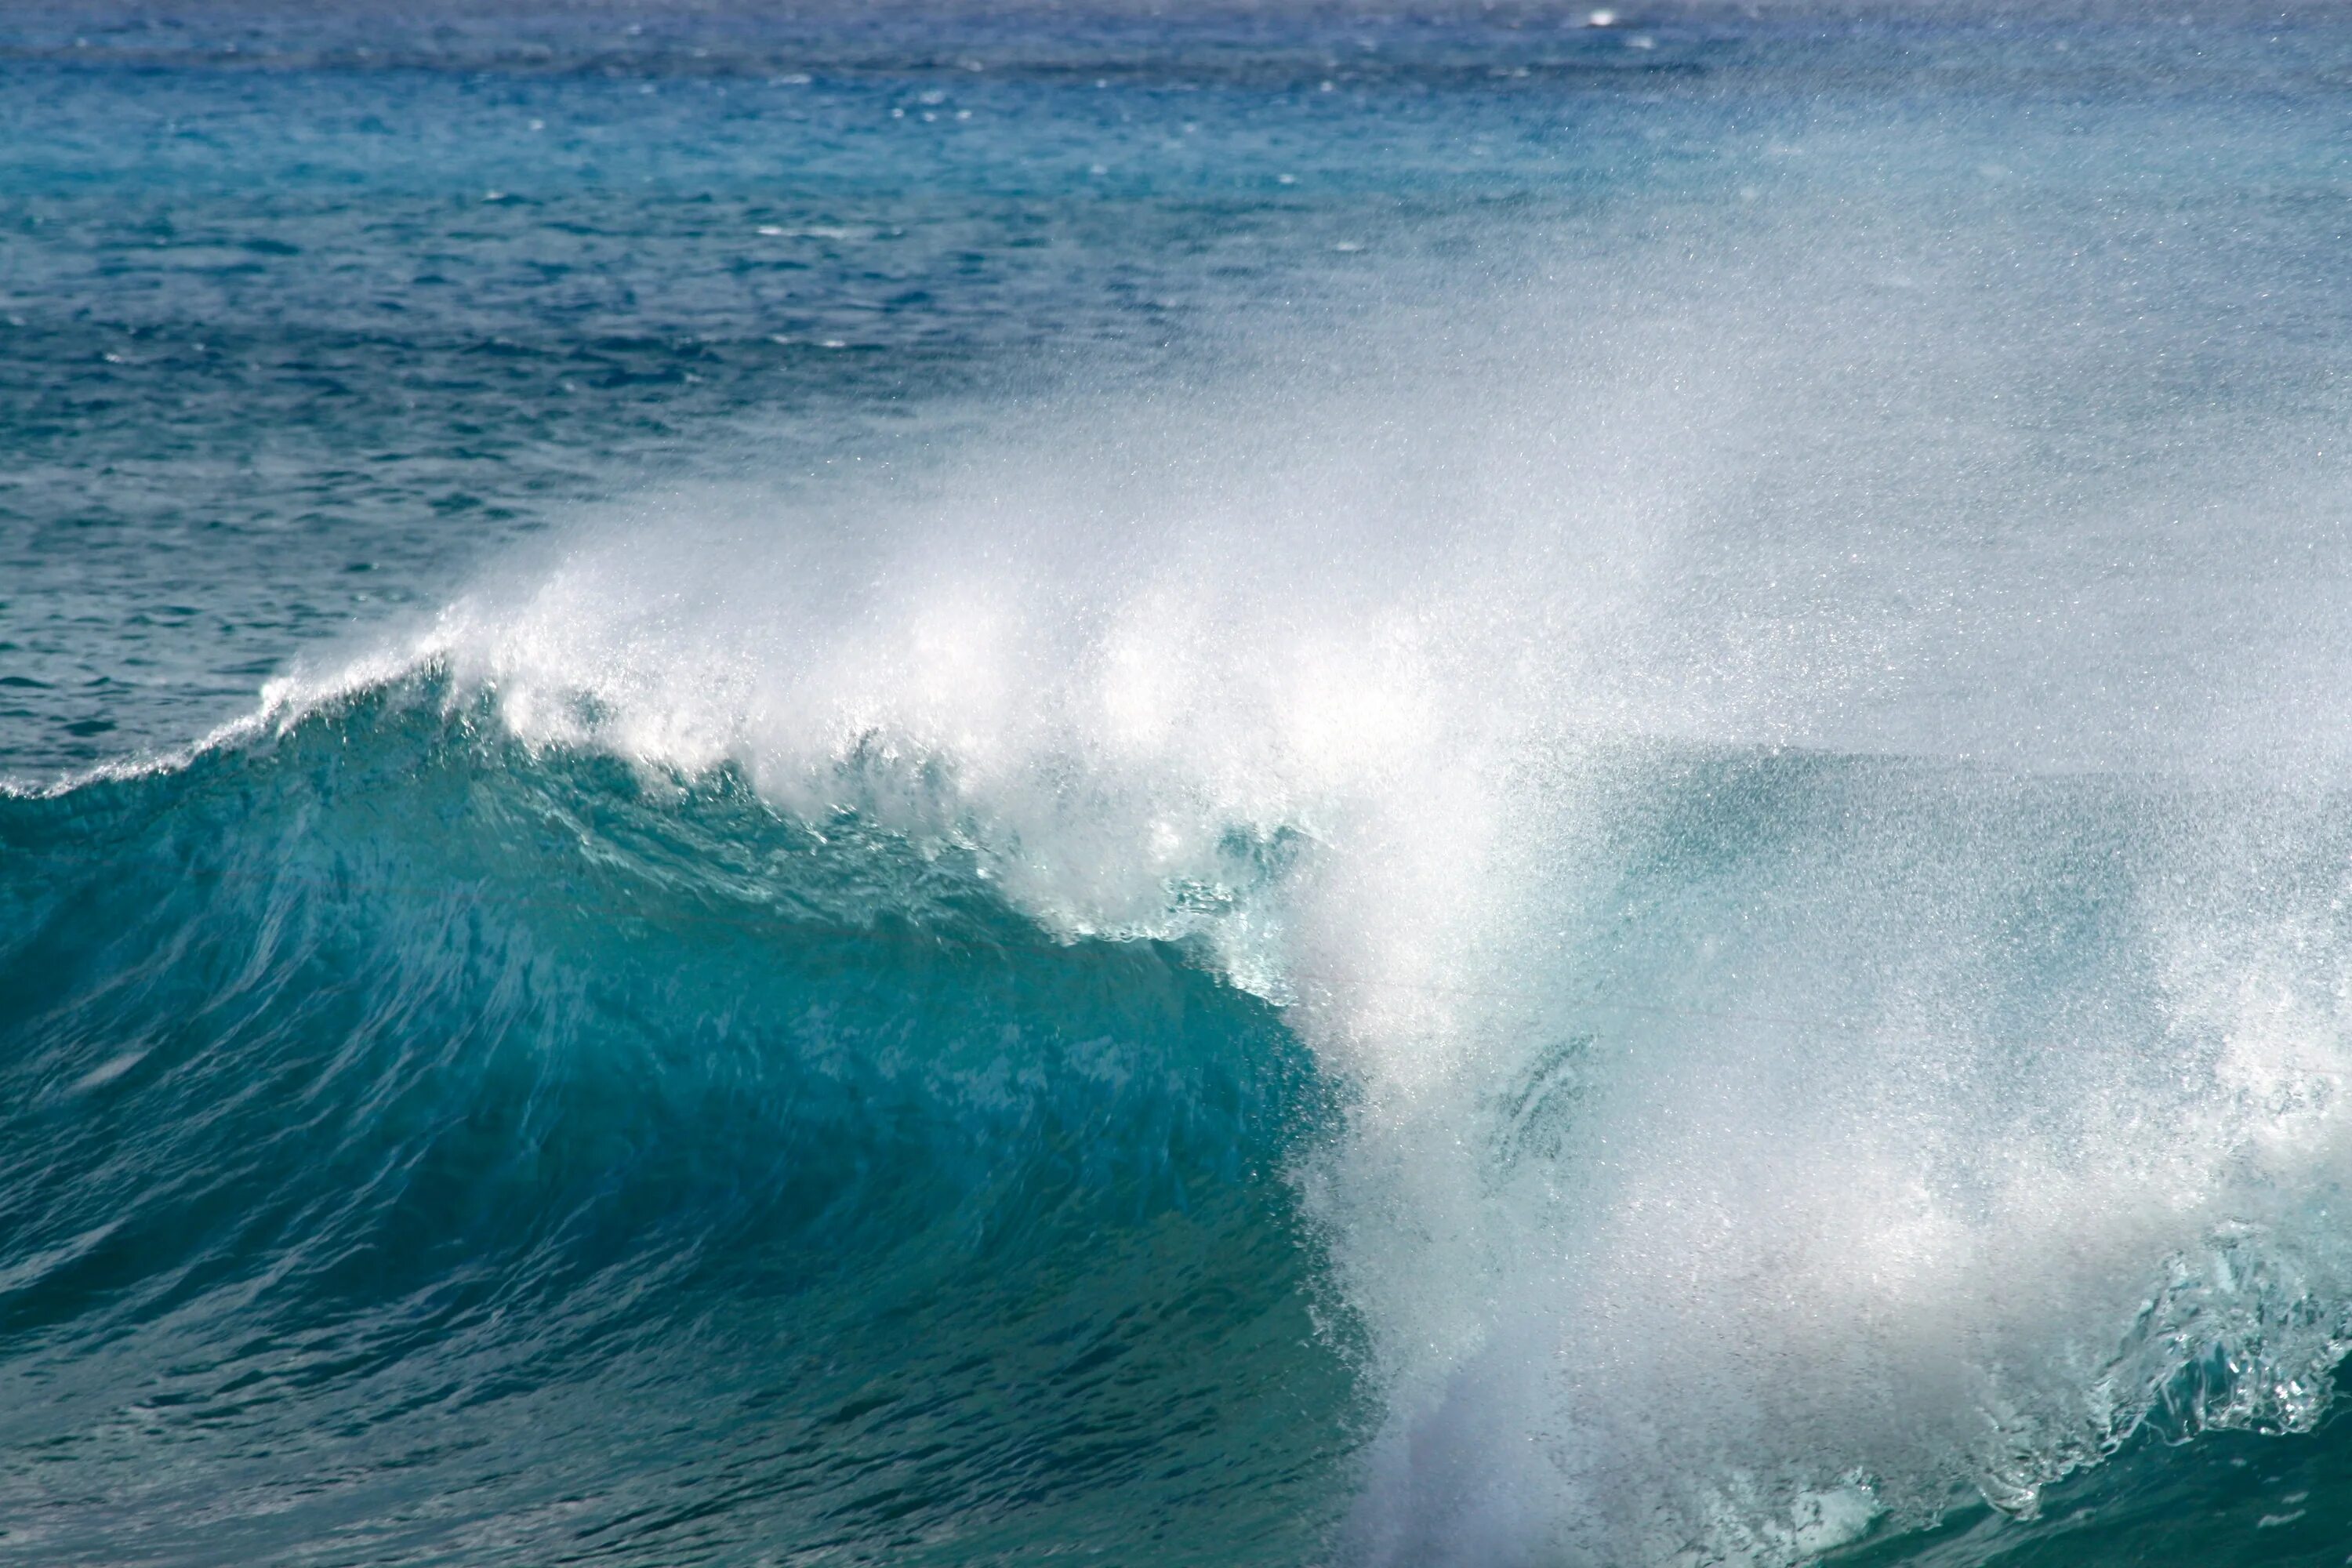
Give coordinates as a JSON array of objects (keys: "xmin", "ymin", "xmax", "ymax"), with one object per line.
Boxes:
[{"xmin": 0, "ymin": 688, "xmax": 1356, "ymax": 1565}]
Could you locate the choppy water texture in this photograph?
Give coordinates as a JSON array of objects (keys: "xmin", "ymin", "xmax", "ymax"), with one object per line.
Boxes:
[{"xmin": 7, "ymin": 3, "xmax": 2352, "ymax": 1564}]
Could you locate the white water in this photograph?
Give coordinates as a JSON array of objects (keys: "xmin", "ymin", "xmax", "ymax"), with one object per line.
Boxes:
[{"xmin": 277, "ymin": 143, "xmax": 2352, "ymax": 1563}]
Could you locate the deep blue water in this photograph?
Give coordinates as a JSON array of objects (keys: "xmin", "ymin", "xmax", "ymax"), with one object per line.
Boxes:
[{"xmin": 8, "ymin": 4, "xmax": 2352, "ymax": 1564}]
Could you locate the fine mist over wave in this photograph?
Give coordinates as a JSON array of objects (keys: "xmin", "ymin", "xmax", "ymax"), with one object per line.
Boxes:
[{"xmin": 209, "ymin": 174, "xmax": 2352, "ymax": 1565}]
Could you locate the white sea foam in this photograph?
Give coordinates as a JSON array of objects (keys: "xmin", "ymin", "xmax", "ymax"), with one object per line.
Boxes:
[{"xmin": 277, "ymin": 162, "xmax": 2352, "ymax": 1563}]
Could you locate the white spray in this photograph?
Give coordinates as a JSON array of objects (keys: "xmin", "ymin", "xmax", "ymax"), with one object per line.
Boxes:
[{"xmin": 293, "ymin": 150, "xmax": 2352, "ymax": 1564}]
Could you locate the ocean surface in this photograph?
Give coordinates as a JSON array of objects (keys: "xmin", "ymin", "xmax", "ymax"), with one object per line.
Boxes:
[{"xmin": 5, "ymin": 2, "xmax": 2352, "ymax": 1563}]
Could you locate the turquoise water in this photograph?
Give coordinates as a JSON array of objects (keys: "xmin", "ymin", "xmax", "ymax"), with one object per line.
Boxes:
[
  {"xmin": 0, "ymin": 685, "xmax": 1353, "ymax": 1562},
  {"xmin": 9, "ymin": 4, "xmax": 2352, "ymax": 1563}
]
